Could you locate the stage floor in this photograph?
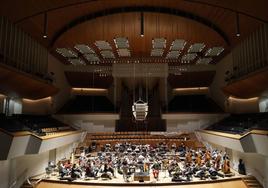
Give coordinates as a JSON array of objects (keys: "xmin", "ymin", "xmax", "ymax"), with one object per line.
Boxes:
[
  {"xmin": 34, "ymin": 169, "xmax": 245, "ymax": 186},
  {"xmin": 36, "ymin": 178, "xmax": 248, "ymax": 188}
]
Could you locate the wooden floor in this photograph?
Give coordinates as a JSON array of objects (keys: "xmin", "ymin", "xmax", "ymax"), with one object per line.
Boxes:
[{"xmin": 36, "ymin": 179, "xmax": 247, "ymax": 188}]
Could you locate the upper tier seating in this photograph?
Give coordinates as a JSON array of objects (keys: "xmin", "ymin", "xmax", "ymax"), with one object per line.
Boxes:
[
  {"xmin": 206, "ymin": 112, "xmax": 268, "ymax": 135},
  {"xmin": 0, "ymin": 114, "xmax": 73, "ymax": 136},
  {"xmin": 167, "ymin": 95, "xmax": 223, "ymax": 113},
  {"xmin": 58, "ymin": 95, "xmax": 116, "ymax": 114}
]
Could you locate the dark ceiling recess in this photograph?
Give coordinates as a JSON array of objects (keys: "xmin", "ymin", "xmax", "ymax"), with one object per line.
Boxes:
[
  {"xmin": 65, "ymin": 71, "xmax": 113, "ymax": 88},
  {"xmin": 168, "ymin": 71, "xmax": 216, "ymax": 88}
]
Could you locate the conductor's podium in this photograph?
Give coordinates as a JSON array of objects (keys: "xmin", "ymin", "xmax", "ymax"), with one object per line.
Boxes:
[{"xmin": 134, "ymin": 172, "xmax": 150, "ymax": 181}]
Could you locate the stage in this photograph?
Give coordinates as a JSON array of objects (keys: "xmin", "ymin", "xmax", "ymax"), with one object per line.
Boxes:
[
  {"xmin": 33, "ymin": 169, "xmax": 247, "ymax": 187},
  {"xmin": 35, "ymin": 177, "xmax": 248, "ymax": 188}
]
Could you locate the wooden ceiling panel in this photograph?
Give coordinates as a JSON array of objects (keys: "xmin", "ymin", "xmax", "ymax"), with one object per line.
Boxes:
[
  {"xmin": 0, "ymin": 0, "xmax": 263, "ymax": 50},
  {"xmin": 55, "ymin": 12, "xmax": 226, "ymax": 57}
]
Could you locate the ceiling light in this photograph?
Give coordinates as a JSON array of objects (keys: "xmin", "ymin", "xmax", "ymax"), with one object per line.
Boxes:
[
  {"xmin": 43, "ymin": 12, "xmax": 48, "ymax": 39},
  {"xmin": 140, "ymin": 12, "xmax": 144, "ymax": 37},
  {"xmin": 236, "ymin": 12, "xmax": 240, "ymax": 37}
]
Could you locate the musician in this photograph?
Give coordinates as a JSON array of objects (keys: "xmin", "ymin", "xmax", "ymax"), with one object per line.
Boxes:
[
  {"xmin": 238, "ymin": 159, "xmax": 246, "ymax": 175},
  {"xmin": 70, "ymin": 164, "xmax": 82, "ymax": 179},
  {"xmin": 85, "ymin": 161, "xmax": 95, "ymax": 178},
  {"xmin": 58, "ymin": 162, "xmax": 69, "ymax": 178},
  {"xmin": 137, "ymin": 155, "xmax": 145, "ymax": 172},
  {"xmin": 121, "ymin": 158, "xmax": 129, "ymax": 182},
  {"xmin": 204, "ymin": 150, "xmax": 211, "ymax": 162},
  {"xmin": 151, "ymin": 160, "xmax": 161, "ymax": 180},
  {"xmin": 195, "ymin": 152, "xmax": 202, "ymax": 166},
  {"xmin": 222, "ymin": 157, "xmax": 231, "ymax": 174},
  {"xmin": 186, "ymin": 151, "xmax": 192, "ymax": 164},
  {"xmin": 214, "ymin": 151, "xmax": 222, "ymax": 170}
]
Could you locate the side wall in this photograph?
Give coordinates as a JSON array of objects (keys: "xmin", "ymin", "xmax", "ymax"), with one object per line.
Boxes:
[
  {"xmin": 210, "ymin": 53, "xmax": 259, "ymax": 113},
  {"xmin": 0, "ymin": 143, "xmax": 75, "ymax": 188},
  {"xmin": 21, "ymin": 54, "xmax": 71, "ymax": 115},
  {"xmin": 210, "ymin": 143, "xmax": 268, "ymax": 188}
]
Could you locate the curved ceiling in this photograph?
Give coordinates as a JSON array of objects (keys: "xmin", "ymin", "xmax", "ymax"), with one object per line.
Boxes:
[
  {"xmin": 55, "ymin": 12, "xmax": 227, "ymax": 57},
  {"xmin": 0, "ymin": 0, "xmax": 263, "ymax": 64}
]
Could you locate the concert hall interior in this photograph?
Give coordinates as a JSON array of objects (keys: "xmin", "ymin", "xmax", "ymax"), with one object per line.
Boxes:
[{"xmin": 0, "ymin": 1, "xmax": 268, "ymax": 188}]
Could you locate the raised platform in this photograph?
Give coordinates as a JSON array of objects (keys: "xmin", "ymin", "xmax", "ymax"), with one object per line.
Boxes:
[
  {"xmin": 33, "ymin": 170, "xmax": 247, "ymax": 187},
  {"xmin": 35, "ymin": 176, "xmax": 248, "ymax": 188}
]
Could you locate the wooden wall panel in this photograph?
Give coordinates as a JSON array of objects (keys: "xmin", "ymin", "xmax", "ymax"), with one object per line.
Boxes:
[{"xmin": 0, "ymin": 64, "xmax": 59, "ymax": 99}]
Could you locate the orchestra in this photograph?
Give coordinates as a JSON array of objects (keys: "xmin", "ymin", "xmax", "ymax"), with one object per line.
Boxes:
[{"xmin": 51, "ymin": 142, "xmax": 235, "ymax": 183}]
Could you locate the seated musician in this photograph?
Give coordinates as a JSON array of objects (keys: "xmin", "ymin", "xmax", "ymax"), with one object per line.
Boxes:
[
  {"xmin": 85, "ymin": 161, "xmax": 95, "ymax": 178},
  {"xmin": 121, "ymin": 158, "xmax": 130, "ymax": 182},
  {"xmin": 70, "ymin": 164, "xmax": 82, "ymax": 179},
  {"xmin": 222, "ymin": 158, "xmax": 231, "ymax": 174},
  {"xmin": 137, "ymin": 155, "xmax": 145, "ymax": 172},
  {"xmin": 100, "ymin": 163, "xmax": 113, "ymax": 180},
  {"xmin": 214, "ymin": 151, "xmax": 222, "ymax": 170},
  {"xmin": 168, "ymin": 159, "xmax": 179, "ymax": 177},
  {"xmin": 186, "ymin": 151, "xmax": 192, "ymax": 164},
  {"xmin": 151, "ymin": 160, "xmax": 161, "ymax": 180},
  {"xmin": 195, "ymin": 152, "xmax": 202, "ymax": 166},
  {"xmin": 58, "ymin": 162, "xmax": 69, "ymax": 178},
  {"xmin": 204, "ymin": 150, "xmax": 211, "ymax": 162}
]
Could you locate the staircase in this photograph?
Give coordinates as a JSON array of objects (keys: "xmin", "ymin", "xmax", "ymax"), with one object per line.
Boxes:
[{"xmin": 243, "ymin": 176, "xmax": 263, "ymax": 188}]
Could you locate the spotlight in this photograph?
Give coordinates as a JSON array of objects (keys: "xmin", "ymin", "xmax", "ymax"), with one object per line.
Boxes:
[
  {"xmin": 43, "ymin": 12, "xmax": 48, "ymax": 39},
  {"xmin": 236, "ymin": 12, "xmax": 240, "ymax": 37},
  {"xmin": 140, "ymin": 12, "xmax": 144, "ymax": 37}
]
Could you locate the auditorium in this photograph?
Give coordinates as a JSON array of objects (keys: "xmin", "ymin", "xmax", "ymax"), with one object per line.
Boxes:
[{"xmin": 0, "ymin": 1, "xmax": 268, "ymax": 188}]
